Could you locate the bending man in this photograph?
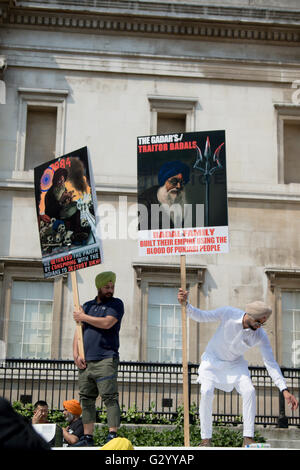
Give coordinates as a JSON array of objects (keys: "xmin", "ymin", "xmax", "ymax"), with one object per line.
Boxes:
[
  {"xmin": 73, "ymin": 271, "xmax": 124, "ymax": 446},
  {"xmin": 177, "ymin": 289, "xmax": 298, "ymax": 447}
]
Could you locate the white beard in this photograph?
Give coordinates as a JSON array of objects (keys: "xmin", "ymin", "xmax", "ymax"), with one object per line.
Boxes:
[
  {"xmin": 65, "ymin": 412, "xmax": 75, "ymax": 423},
  {"xmin": 157, "ymin": 185, "xmax": 186, "ymax": 227}
]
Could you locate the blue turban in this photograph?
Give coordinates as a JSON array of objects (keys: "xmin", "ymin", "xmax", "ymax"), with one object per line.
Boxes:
[{"xmin": 158, "ymin": 161, "xmax": 190, "ymax": 187}]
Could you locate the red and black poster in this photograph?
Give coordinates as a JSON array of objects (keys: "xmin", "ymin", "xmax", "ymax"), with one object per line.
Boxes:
[
  {"xmin": 137, "ymin": 130, "xmax": 229, "ymax": 256},
  {"xmin": 34, "ymin": 147, "xmax": 102, "ymax": 277}
]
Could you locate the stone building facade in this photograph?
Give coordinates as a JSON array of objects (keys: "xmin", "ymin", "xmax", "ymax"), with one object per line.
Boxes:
[{"xmin": 0, "ymin": 0, "xmax": 299, "ymax": 371}]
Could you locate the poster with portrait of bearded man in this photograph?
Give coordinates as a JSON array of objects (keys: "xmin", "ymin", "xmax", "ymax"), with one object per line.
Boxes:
[{"xmin": 137, "ymin": 130, "xmax": 229, "ymax": 257}]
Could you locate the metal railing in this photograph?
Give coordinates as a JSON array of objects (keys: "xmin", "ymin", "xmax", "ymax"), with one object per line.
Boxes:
[{"xmin": 1, "ymin": 359, "xmax": 299, "ymax": 427}]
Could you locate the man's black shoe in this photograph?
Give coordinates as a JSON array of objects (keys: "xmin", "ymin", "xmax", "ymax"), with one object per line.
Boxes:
[
  {"xmin": 106, "ymin": 431, "xmax": 117, "ymax": 443},
  {"xmin": 71, "ymin": 434, "xmax": 94, "ymax": 447}
]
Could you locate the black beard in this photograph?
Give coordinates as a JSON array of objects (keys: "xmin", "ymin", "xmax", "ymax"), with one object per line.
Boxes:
[{"xmin": 98, "ymin": 292, "xmax": 113, "ymax": 302}]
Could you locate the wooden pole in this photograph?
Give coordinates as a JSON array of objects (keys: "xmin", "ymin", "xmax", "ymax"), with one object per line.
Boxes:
[
  {"xmin": 71, "ymin": 271, "xmax": 85, "ymax": 359},
  {"xmin": 180, "ymin": 254, "xmax": 190, "ymax": 447}
]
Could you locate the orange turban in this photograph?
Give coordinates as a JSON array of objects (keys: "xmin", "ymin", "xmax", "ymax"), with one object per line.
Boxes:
[{"xmin": 63, "ymin": 399, "xmax": 82, "ymax": 416}]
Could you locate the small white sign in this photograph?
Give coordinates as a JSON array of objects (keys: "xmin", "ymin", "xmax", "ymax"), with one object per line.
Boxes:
[{"xmin": 33, "ymin": 423, "xmax": 56, "ymax": 443}]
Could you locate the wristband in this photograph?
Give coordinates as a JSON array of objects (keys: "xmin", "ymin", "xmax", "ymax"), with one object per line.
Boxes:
[{"xmin": 282, "ymin": 388, "xmax": 289, "ymax": 393}]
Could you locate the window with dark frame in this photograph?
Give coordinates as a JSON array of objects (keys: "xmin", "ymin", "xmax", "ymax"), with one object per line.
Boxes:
[{"xmin": 24, "ymin": 106, "xmax": 57, "ymax": 171}]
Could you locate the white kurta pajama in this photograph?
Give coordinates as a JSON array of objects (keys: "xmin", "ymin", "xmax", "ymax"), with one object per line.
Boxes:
[{"xmin": 187, "ymin": 304, "xmax": 287, "ymax": 439}]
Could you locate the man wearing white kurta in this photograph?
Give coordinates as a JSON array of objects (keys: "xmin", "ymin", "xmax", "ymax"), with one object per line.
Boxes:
[{"xmin": 177, "ymin": 289, "xmax": 298, "ymax": 447}]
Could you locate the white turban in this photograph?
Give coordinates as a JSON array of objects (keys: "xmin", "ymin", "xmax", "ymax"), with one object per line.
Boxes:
[{"xmin": 245, "ymin": 301, "xmax": 272, "ymax": 320}]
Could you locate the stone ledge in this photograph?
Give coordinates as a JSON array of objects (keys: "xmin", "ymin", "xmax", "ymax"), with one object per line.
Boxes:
[
  {"xmin": 2, "ymin": 45, "xmax": 300, "ymax": 83},
  {"xmin": 2, "ymin": 1, "xmax": 300, "ymax": 44},
  {"xmin": 7, "ymin": 0, "xmax": 300, "ymax": 25},
  {"xmin": 3, "ymin": 13, "xmax": 300, "ymax": 44},
  {"xmin": 1, "ymin": 178, "xmax": 300, "ymax": 203}
]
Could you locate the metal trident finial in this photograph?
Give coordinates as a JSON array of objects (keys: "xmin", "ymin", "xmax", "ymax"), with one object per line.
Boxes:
[
  {"xmin": 193, "ymin": 136, "xmax": 225, "ymax": 226},
  {"xmin": 193, "ymin": 136, "xmax": 224, "ymax": 175}
]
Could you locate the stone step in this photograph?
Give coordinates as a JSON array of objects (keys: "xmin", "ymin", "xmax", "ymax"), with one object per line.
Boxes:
[
  {"xmin": 266, "ymin": 439, "xmax": 300, "ymax": 449},
  {"xmin": 256, "ymin": 426, "xmax": 300, "ymax": 449}
]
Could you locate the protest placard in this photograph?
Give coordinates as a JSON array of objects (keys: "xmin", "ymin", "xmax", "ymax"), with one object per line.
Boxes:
[
  {"xmin": 137, "ymin": 130, "xmax": 228, "ymax": 446},
  {"xmin": 34, "ymin": 146, "xmax": 102, "ymax": 278},
  {"xmin": 137, "ymin": 130, "xmax": 228, "ymax": 256},
  {"xmin": 34, "ymin": 147, "xmax": 102, "ymax": 358}
]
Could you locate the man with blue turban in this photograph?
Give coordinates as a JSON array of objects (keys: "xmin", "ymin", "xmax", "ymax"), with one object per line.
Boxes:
[
  {"xmin": 73, "ymin": 271, "xmax": 124, "ymax": 447},
  {"xmin": 138, "ymin": 160, "xmax": 190, "ymax": 230}
]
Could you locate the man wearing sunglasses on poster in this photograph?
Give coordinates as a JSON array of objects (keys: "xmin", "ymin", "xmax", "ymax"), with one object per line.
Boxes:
[{"xmin": 138, "ymin": 160, "xmax": 190, "ymax": 230}]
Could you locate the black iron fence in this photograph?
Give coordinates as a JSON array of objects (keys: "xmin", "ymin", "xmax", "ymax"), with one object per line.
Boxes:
[{"xmin": 1, "ymin": 359, "xmax": 299, "ymax": 427}]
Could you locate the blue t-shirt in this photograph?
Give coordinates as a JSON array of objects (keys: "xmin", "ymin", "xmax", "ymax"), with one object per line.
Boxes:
[{"xmin": 82, "ymin": 296, "xmax": 124, "ymax": 361}]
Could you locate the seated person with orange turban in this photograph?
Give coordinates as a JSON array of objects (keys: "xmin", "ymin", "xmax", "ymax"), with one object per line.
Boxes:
[{"xmin": 62, "ymin": 399, "xmax": 84, "ymax": 446}]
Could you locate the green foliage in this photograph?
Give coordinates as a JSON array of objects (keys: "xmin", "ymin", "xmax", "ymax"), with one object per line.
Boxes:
[
  {"xmin": 96, "ymin": 402, "xmax": 170, "ymax": 425},
  {"xmin": 12, "ymin": 401, "xmax": 34, "ymax": 421},
  {"xmin": 96, "ymin": 407, "xmax": 108, "ymax": 424},
  {"xmin": 12, "ymin": 400, "xmax": 267, "ymax": 447},
  {"xmin": 93, "ymin": 424, "xmax": 266, "ymax": 448},
  {"xmin": 94, "ymin": 424, "xmax": 186, "ymax": 447},
  {"xmin": 215, "ymin": 415, "xmax": 243, "ymax": 427},
  {"xmin": 48, "ymin": 409, "xmax": 66, "ymax": 426},
  {"xmin": 173, "ymin": 403, "xmax": 200, "ymax": 427},
  {"xmin": 211, "ymin": 426, "xmax": 243, "ymax": 447}
]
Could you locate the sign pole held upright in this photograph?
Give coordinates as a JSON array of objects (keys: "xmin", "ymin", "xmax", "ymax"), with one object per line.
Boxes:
[
  {"xmin": 180, "ymin": 254, "xmax": 190, "ymax": 447},
  {"xmin": 71, "ymin": 271, "xmax": 85, "ymax": 360}
]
